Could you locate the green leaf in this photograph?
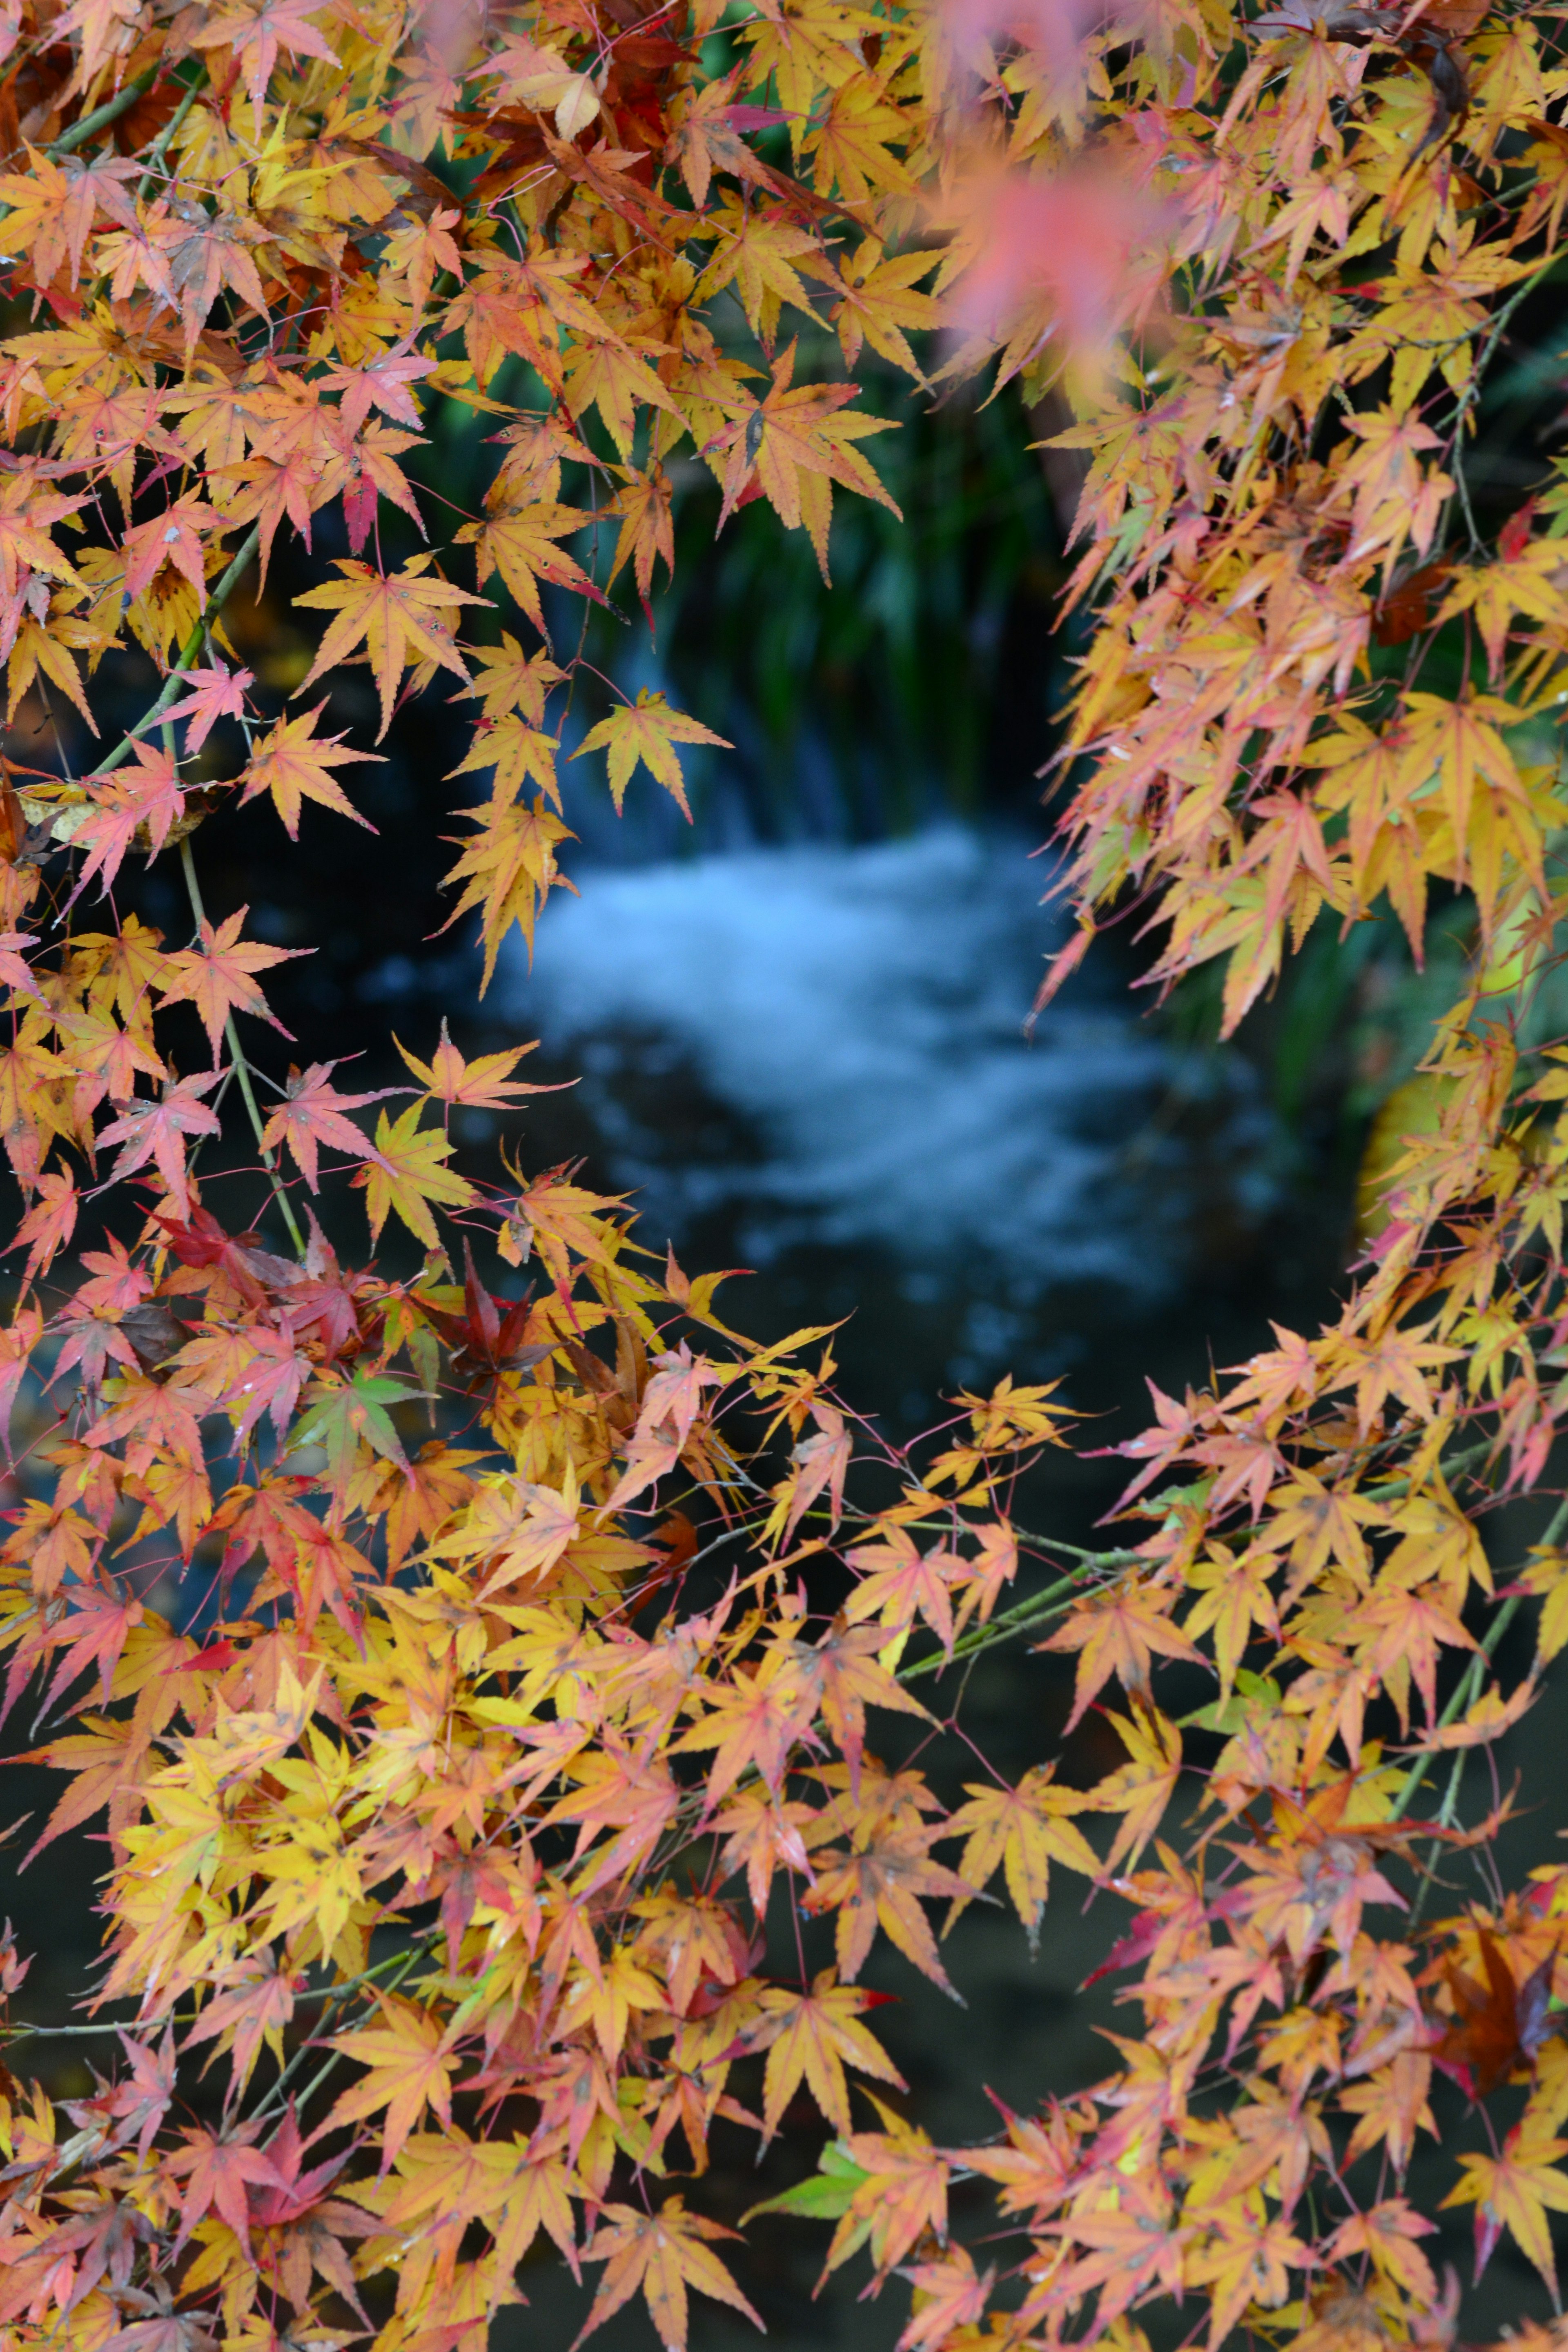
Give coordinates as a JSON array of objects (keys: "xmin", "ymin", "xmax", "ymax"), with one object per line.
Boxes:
[
  {"xmin": 742, "ymin": 2140, "xmax": 869, "ymax": 2224},
  {"xmin": 288, "ymin": 1370, "xmax": 422, "ymax": 1486},
  {"xmin": 1180, "ymin": 1668, "xmax": 1282, "ymax": 1735}
]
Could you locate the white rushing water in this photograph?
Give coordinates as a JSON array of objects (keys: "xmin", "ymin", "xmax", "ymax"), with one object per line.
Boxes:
[{"xmin": 497, "ymin": 825, "xmax": 1245, "ymax": 1304}]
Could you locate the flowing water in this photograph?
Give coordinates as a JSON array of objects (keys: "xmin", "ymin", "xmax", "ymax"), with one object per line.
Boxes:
[{"xmin": 498, "ymin": 822, "xmax": 1286, "ymax": 1425}]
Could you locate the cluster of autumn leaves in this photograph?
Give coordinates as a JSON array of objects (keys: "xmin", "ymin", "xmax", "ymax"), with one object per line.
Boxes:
[{"xmin": 0, "ymin": 0, "xmax": 1564, "ymax": 2341}]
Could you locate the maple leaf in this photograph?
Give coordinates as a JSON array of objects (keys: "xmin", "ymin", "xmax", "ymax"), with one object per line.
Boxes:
[
  {"xmin": 673, "ymin": 1662, "xmax": 820, "ymax": 1804},
  {"xmin": 705, "ymin": 341, "xmax": 900, "ymax": 582},
  {"xmin": 9, "ymin": 1169, "xmax": 78, "ymax": 1281},
  {"xmin": 694, "ymin": 195, "xmax": 822, "ymax": 346},
  {"xmin": 395, "ymin": 1018, "xmax": 551, "ymax": 1111},
  {"xmin": 1444, "ymin": 2122, "xmax": 1568, "ymax": 2292},
  {"xmin": 1346, "ymin": 1581, "xmax": 1474, "ymax": 1732},
  {"xmin": 354, "ymin": 1101, "xmax": 477, "ymax": 1246},
  {"xmin": 457, "ymin": 488, "xmax": 608, "ymax": 636},
  {"xmin": 62, "ymin": 2029, "xmax": 177, "ymax": 2164},
  {"xmin": 572, "ymin": 690, "xmax": 731, "ymax": 820},
  {"xmin": 608, "ymin": 463, "xmax": 676, "ymax": 625},
  {"xmin": 163, "ymin": 659, "xmax": 254, "ymax": 754},
  {"xmin": 1088, "ymin": 1702, "xmax": 1182, "ymax": 1870},
  {"xmin": 943, "ymin": 1767, "xmax": 1099, "ymax": 1947},
  {"xmin": 120, "ymin": 494, "xmax": 223, "ymax": 610},
  {"xmin": 1432, "ymin": 1931, "xmax": 1550, "ymax": 2099},
  {"xmin": 895, "ymin": 2247, "xmax": 993, "ymax": 2352},
  {"xmin": 96, "ymin": 1073, "xmax": 222, "ymax": 1218},
  {"xmin": 189, "ymin": 0, "xmax": 340, "ymax": 134},
  {"xmin": 829, "ymin": 238, "xmax": 942, "ymax": 376},
  {"xmin": 1043, "ymin": 1576, "xmax": 1203, "ymax": 1729},
  {"xmin": 564, "ymin": 335, "xmax": 682, "ymax": 460},
  {"xmin": 0, "ymin": 149, "xmax": 138, "ymax": 288},
  {"xmin": 325, "ymin": 1996, "xmax": 456, "ymax": 2171},
  {"xmin": 32, "ymin": 1577, "xmax": 143, "ymax": 1713},
  {"xmin": 1183, "ymin": 1546, "xmax": 1283, "ymax": 1707},
  {"xmin": 447, "ymin": 709, "xmax": 563, "ymax": 812},
  {"xmin": 0, "ymin": 470, "xmax": 83, "ymax": 628},
  {"xmin": 186, "ymin": 1322, "xmax": 312, "ymax": 1448},
  {"xmin": 443, "ymin": 247, "xmax": 618, "ymax": 394},
  {"xmin": 0, "ymin": 927, "xmax": 43, "ymax": 1004},
  {"xmin": 459, "ymin": 634, "xmax": 566, "ymax": 725},
  {"xmin": 1327, "ymin": 2201, "xmax": 1439, "ymax": 2307},
  {"xmin": 440, "ymin": 792, "xmax": 574, "ymax": 987},
  {"xmin": 69, "ymin": 745, "xmax": 186, "ymax": 905},
  {"xmin": 752, "ymin": 1971, "xmax": 906, "ymax": 2139},
  {"xmin": 294, "ymin": 557, "xmax": 488, "ymax": 741},
  {"xmin": 156, "ymin": 909, "xmax": 308, "ymax": 1063},
  {"xmin": 775, "ymin": 1402, "xmax": 851, "ymax": 1548},
  {"xmin": 804, "ymin": 1824, "xmax": 973, "ymax": 1998},
  {"xmin": 236, "ymin": 705, "xmax": 382, "ymax": 839},
  {"xmin": 165, "ymin": 2122, "xmax": 285, "ymax": 2258},
  {"xmin": 316, "ymin": 345, "xmax": 436, "ymax": 438},
  {"xmin": 416, "ymin": 1241, "xmax": 555, "ymax": 1402},
  {"xmin": 1339, "ymin": 2049, "xmax": 1437, "ymax": 2173},
  {"xmin": 288, "ymin": 1369, "xmax": 417, "ymax": 1495},
  {"xmin": 1186, "ymin": 2208, "xmax": 1306, "ymax": 2348},
  {"xmin": 261, "ymin": 1061, "xmax": 405, "ymax": 1190},
  {"xmin": 665, "ymin": 76, "xmax": 785, "ymax": 208},
  {"xmin": 23, "ymin": 2197, "xmax": 156, "ymax": 2321},
  {"xmin": 575, "ymin": 2196, "xmax": 762, "ymax": 2352},
  {"xmin": 822, "ymin": 2113, "xmax": 951, "ymax": 2278},
  {"xmin": 432, "ymin": 1465, "xmax": 580, "ymax": 1596}
]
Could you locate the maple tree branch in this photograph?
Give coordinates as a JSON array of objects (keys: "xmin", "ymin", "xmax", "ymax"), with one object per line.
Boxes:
[
  {"xmin": 2, "ymin": 2010, "xmax": 195, "ymax": 2039},
  {"xmin": 50, "ymin": 60, "xmax": 167, "ymax": 158},
  {"xmin": 135, "ymin": 64, "xmax": 205, "ymax": 205},
  {"xmin": 900, "ymin": 1559, "xmax": 1105, "ymax": 1682},
  {"xmin": 178, "ymin": 835, "xmax": 306, "ymax": 1258}
]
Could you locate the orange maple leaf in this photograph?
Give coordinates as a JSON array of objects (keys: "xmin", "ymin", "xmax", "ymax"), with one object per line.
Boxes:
[
  {"xmin": 752, "ymin": 1969, "xmax": 905, "ymax": 2139},
  {"xmin": 705, "ymin": 340, "xmax": 900, "ymax": 580},
  {"xmin": 573, "ymin": 689, "xmax": 731, "ymax": 819},
  {"xmin": 395, "ymin": 1018, "xmax": 551, "ymax": 1111},
  {"xmin": 1042, "ymin": 1576, "xmax": 1203, "ymax": 1729},
  {"xmin": 156, "ymin": 908, "xmax": 308, "ymax": 1062},
  {"xmin": 575, "ymin": 2196, "xmax": 762, "ymax": 2352},
  {"xmin": 352, "ymin": 1101, "xmax": 477, "ymax": 1247},
  {"xmin": 96, "ymin": 1072, "xmax": 222, "ymax": 1218},
  {"xmin": 325, "ymin": 1995, "xmax": 457, "ymax": 2171},
  {"xmin": 294, "ymin": 556, "xmax": 487, "ymax": 740},
  {"xmin": 189, "ymin": 0, "xmax": 340, "ymax": 134},
  {"xmin": 804, "ymin": 1824, "xmax": 972, "ymax": 1996},
  {"xmin": 260, "ymin": 1061, "xmax": 405, "ymax": 1190},
  {"xmin": 236, "ymin": 705, "xmax": 382, "ymax": 837}
]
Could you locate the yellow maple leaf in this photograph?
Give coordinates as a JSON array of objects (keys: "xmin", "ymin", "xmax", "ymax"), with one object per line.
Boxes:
[{"xmin": 572, "ymin": 688, "xmax": 730, "ymax": 818}]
